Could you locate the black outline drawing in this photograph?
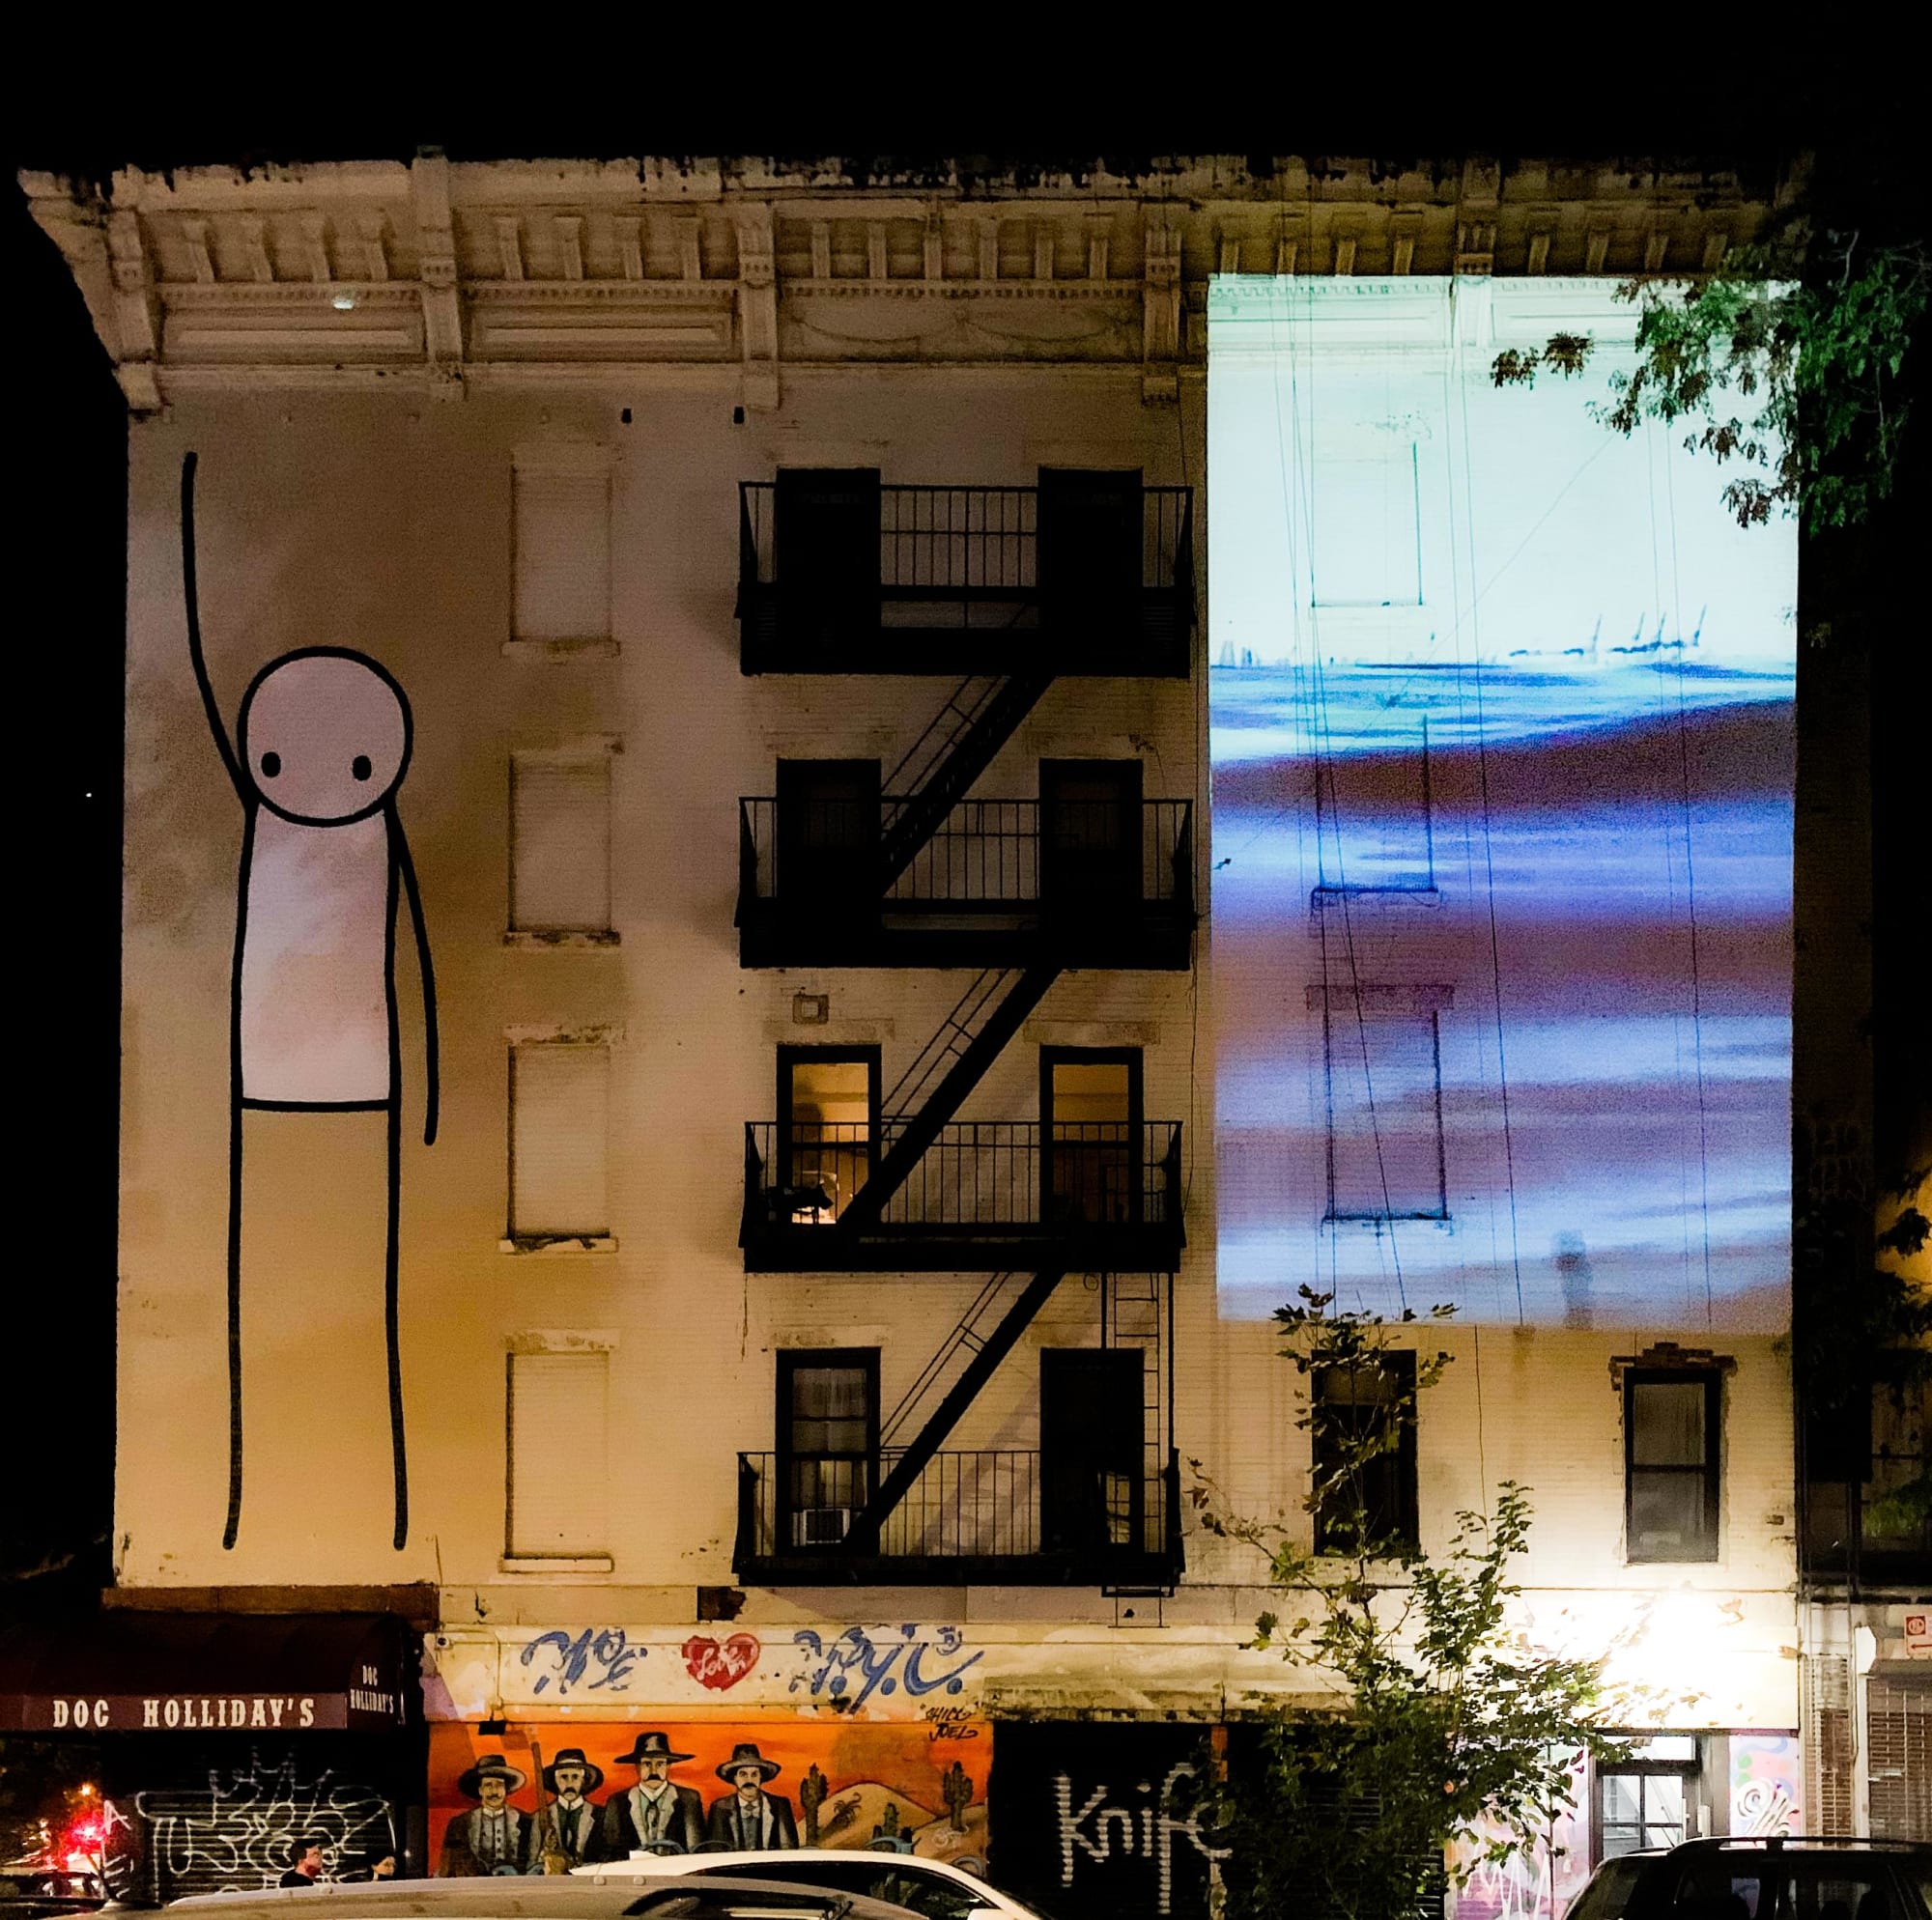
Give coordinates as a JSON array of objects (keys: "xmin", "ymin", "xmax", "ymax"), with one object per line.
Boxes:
[{"xmin": 181, "ymin": 452, "xmax": 439, "ymax": 1551}]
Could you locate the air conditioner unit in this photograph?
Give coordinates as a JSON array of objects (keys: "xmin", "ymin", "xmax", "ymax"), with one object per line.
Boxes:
[{"xmin": 794, "ymin": 1506, "xmax": 854, "ymax": 1547}]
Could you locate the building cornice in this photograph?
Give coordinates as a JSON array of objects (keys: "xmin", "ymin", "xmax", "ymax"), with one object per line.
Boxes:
[{"xmin": 18, "ymin": 154, "xmax": 1793, "ymax": 412}]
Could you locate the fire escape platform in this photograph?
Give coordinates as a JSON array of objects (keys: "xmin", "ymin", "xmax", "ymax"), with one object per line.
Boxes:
[
  {"xmin": 736, "ymin": 908, "xmax": 1196, "ymax": 972},
  {"xmin": 740, "ymin": 1217, "xmax": 1185, "ymax": 1275}
]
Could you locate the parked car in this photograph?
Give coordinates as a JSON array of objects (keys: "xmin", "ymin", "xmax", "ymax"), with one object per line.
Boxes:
[
  {"xmin": 0, "ymin": 1872, "xmax": 106, "ymax": 1920},
  {"xmin": 163, "ymin": 1878, "xmax": 922, "ymax": 1920},
  {"xmin": 1565, "ymin": 1836, "xmax": 1932, "ymax": 1920},
  {"xmin": 573, "ymin": 1850, "xmax": 1049, "ymax": 1920}
]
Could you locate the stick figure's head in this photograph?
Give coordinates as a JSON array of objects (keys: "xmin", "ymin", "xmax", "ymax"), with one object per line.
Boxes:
[{"xmin": 238, "ymin": 648, "xmax": 413, "ymax": 824}]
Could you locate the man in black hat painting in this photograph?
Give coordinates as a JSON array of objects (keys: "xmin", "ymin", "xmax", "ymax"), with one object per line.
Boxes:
[
  {"xmin": 600, "ymin": 1732, "xmax": 704, "ymax": 1856},
  {"xmin": 704, "ymin": 1743, "xmax": 799, "ymax": 1849},
  {"xmin": 439, "ymin": 1756, "xmax": 528, "ymax": 1877},
  {"xmin": 530, "ymin": 1748, "xmax": 606, "ymax": 1872}
]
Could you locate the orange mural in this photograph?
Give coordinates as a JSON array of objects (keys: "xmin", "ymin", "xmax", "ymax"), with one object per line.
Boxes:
[{"xmin": 428, "ymin": 1719, "xmax": 990, "ymax": 1876}]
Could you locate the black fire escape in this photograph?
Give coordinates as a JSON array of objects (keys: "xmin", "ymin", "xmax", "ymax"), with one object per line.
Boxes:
[{"xmin": 732, "ymin": 467, "xmax": 1194, "ymax": 1591}]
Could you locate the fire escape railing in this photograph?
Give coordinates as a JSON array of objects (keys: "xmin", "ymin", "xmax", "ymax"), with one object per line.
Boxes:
[
  {"xmin": 734, "ymin": 1448, "xmax": 1181, "ymax": 1567},
  {"xmin": 737, "ymin": 799, "xmax": 1194, "ymax": 912},
  {"xmin": 742, "ymin": 1120, "xmax": 1183, "ymax": 1235}
]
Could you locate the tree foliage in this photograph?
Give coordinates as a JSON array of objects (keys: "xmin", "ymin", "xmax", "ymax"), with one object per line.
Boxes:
[
  {"xmin": 1492, "ymin": 229, "xmax": 1929, "ymax": 535},
  {"xmin": 1192, "ymin": 1290, "xmax": 1640, "ymax": 1920}
]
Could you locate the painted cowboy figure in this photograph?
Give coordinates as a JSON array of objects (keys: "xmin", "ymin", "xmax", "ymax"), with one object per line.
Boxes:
[
  {"xmin": 439, "ymin": 1757, "xmax": 528, "ymax": 1877},
  {"xmin": 600, "ymin": 1732, "xmax": 704, "ymax": 1856},
  {"xmin": 531, "ymin": 1748, "xmax": 606, "ymax": 1872},
  {"xmin": 704, "ymin": 1743, "xmax": 799, "ymax": 1850}
]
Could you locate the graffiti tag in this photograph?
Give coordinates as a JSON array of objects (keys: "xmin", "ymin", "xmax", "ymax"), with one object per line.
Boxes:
[
  {"xmin": 1055, "ymin": 1762, "xmax": 1229, "ymax": 1919},
  {"xmin": 923, "ymin": 1703, "xmax": 982, "ymax": 1741},
  {"xmin": 683, "ymin": 1633, "xmax": 760, "ymax": 1690},
  {"xmin": 133, "ymin": 1756, "xmax": 393, "ymax": 1900},
  {"xmin": 789, "ymin": 1624, "xmax": 984, "ymax": 1711},
  {"xmin": 518, "ymin": 1627, "xmax": 645, "ymax": 1697}
]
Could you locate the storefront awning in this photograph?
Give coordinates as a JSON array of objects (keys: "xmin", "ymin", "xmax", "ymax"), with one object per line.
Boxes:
[{"xmin": 0, "ymin": 1612, "xmax": 412, "ymax": 1734}]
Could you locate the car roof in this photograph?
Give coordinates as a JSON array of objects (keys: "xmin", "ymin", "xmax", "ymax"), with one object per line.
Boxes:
[
  {"xmin": 164, "ymin": 1878, "xmax": 922, "ymax": 1920},
  {"xmin": 1660, "ymin": 1837, "xmax": 1932, "ymax": 1855},
  {"xmin": 576, "ymin": 1854, "xmax": 976, "ymax": 1884}
]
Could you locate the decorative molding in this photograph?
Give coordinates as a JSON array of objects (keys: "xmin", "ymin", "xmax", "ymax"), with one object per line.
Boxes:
[
  {"xmin": 411, "ymin": 153, "xmax": 465, "ymax": 377},
  {"xmin": 20, "ymin": 155, "xmax": 1789, "ymax": 411},
  {"xmin": 1141, "ymin": 210, "xmax": 1181, "ymax": 405},
  {"xmin": 1608, "ymin": 1341, "xmax": 1741, "ymax": 1389},
  {"xmin": 734, "ymin": 201, "xmax": 781, "ymax": 411}
]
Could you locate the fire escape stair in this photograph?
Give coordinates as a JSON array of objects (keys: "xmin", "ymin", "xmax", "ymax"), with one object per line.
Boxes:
[
  {"xmin": 876, "ymin": 669, "xmax": 1056, "ymax": 889},
  {"xmin": 842, "ymin": 1267, "xmax": 1066, "ymax": 1554},
  {"xmin": 833, "ymin": 962, "xmax": 1061, "ymax": 1235}
]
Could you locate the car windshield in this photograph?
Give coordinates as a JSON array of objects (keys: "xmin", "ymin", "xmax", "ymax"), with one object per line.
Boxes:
[
  {"xmin": 689, "ymin": 1860, "xmax": 995, "ymax": 1919},
  {"xmin": 1663, "ymin": 1856, "xmax": 1907, "ymax": 1920},
  {"xmin": 1568, "ymin": 1857, "xmax": 1649, "ymax": 1920}
]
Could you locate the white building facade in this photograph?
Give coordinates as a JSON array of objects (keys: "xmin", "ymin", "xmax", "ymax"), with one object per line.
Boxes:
[{"xmin": 19, "ymin": 152, "xmax": 1834, "ymax": 1915}]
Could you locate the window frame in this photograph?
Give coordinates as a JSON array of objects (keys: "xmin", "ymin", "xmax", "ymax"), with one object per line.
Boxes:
[
  {"xmin": 774, "ymin": 1346, "xmax": 881, "ymax": 1550},
  {"xmin": 1310, "ymin": 1347, "xmax": 1419, "ymax": 1559},
  {"xmin": 1624, "ymin": 1368, "xmax": 1721, "ymax": 1565},
  {"xmin": 1040, "ymin": 1045, "xmax": 1146, "ymax": 1227},
  {"xmin": 777, "ymin": 1044, "xmax": 881, "ymax": 1210}
]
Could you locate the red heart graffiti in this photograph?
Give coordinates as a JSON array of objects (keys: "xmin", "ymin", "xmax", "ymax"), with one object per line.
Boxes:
[{"xmin": 683, "ymin": 1633, "xmax": 760, "ymax": 1690}]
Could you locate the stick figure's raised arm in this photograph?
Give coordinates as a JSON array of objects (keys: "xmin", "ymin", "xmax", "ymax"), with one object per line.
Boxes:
[
  {"xmin": 392, "ymin": 813, "xmax": 440, "ymax": 1147},
  {"xmin": 181, "ymin": 453, "xmax": 245, "ymax": 800}
]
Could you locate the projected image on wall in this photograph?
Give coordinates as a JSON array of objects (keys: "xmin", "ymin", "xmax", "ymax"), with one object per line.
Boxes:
[{"xmin": 1208, "ymin": 278, "xmax": 1795, "ymax": 1329}]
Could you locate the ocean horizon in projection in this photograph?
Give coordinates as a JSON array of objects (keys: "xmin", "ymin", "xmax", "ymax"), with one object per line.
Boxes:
[{"xmin": 1208, "ymin": 277, "xmax": 1795, "ymax": 1329}]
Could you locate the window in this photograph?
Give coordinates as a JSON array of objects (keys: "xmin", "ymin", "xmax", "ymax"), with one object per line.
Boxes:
[
  {"xmin": 779, "ymin": 1047, "xmax": 878, "ymax": 1223},
  {"xmin": 775, "ymin": 759, "xmax": 881, "ymax": 901},
  {"xmin": 512, "ymin": 447, "xmax": 611, "ymax": 643},
  {"xmin": 508, "ymin": 1043, "xmax": 611, "ymax": 1242},
  {"xmin": 1625, "ymin": 1370, "xmax": 1719, "ymax": 1563},
  {"xmin": 1040, "ymin": 759, "xmax": 1145, "ymax": 909},
  {"xmin": 1041, "ymin": 1048, "xmax": 1143, "ymax": 1225},
  {"xmin": 1312, "ymin": 1350, "xmax": 1418, "ymax": 1557},
  {"xmin": 509, "ymin": 751, "xmax": 612, "ymax": 935},
  {"xmin": 1594, "ymin": 1737, "xmax": 1699, "ymax": 1859},
  {"xmin": 1316, "ymin": 988, "xmax": 1448, "ymax": 1222},
  {"xmin": 505, "ymin": 1351, "xmax": 609, "ymax": 1558},
  {"xmin": 777, "ymin": 1349, "xmax": 878, "ymax": 1549}
]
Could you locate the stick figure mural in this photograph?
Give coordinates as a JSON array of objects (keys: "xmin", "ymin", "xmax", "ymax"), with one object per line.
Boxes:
[{"xmin": 180, "ymin": 453, "xmax": 439, "ymax": 1551}]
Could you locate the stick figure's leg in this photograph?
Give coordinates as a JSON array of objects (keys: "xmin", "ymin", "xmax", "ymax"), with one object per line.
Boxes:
[
  {"xmin": 385, "ymin": 1093, "xmax": 409, "ymax": 1550},
  {"xmin": 222, "ymin": 1097, "xmax": 243, "ymax": 1550}
]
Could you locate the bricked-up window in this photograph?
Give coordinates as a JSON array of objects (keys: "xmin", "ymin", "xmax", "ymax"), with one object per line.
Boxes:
[
  {"xmin": 506, "ymin": 1351, "xmax": 608, "ymax": 1557},
  {"xmin": 1312, "ymin": 1350, "xmax": 1418, "ymax": 1557},
  {"xmin": 508, "ymin": 1043, "xmax": 610, "ymax": 1241},
  {"xmin": 512, "ymin": 446, "xmax": 611, "ymax": 643},
  {"xmin": 1625, "ymin": 1370, "xmax": 1719, "ymax": 1562},
  {"xmin": 510, "ymin": 751, "xmax": 612, "ymax": 935}
]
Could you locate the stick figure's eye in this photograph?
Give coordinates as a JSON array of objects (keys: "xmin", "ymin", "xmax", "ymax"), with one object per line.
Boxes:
[
  {"xmin": 352, "ymin": 754, "xmax": 373, "ymax": 781},
  {"xmin": 260, "ymin": 752, "xmax": 281, "ymax": 778}
]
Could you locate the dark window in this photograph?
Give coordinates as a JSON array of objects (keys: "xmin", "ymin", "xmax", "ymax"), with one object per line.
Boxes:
[
  {"xmin": 1041, "ymin": 1047, "xmax": 1143, "ymax": 1225},
  {"xmin": 776, "ymin": 1348, "xmax": 878, "ymax": 1550},
  {"xmin": 1039, "ymin": 1347, "xmax": 1147, "ymax": 1555},
  {"xmin": 1312, "ymin": 1350, "xmax": 1418, "ymax": 1557},
  {"xmin": 1040, "ymin": 758, "xmax": 1144, "ymax": 909},
  {"xmin": 775, "ymin": 466, "xmax": 881, "ymax": 623},
  {"xmin": 775, "ymin": 758, "xmax": 881, "ymax": 900},
  {"xmin": 778, "ymin": 1046, "xmax": 879, "ymax": 1224},
  {"xmin": 1625, "ymin": 1370, "xmax": 1720, "ymax": 1563}
]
